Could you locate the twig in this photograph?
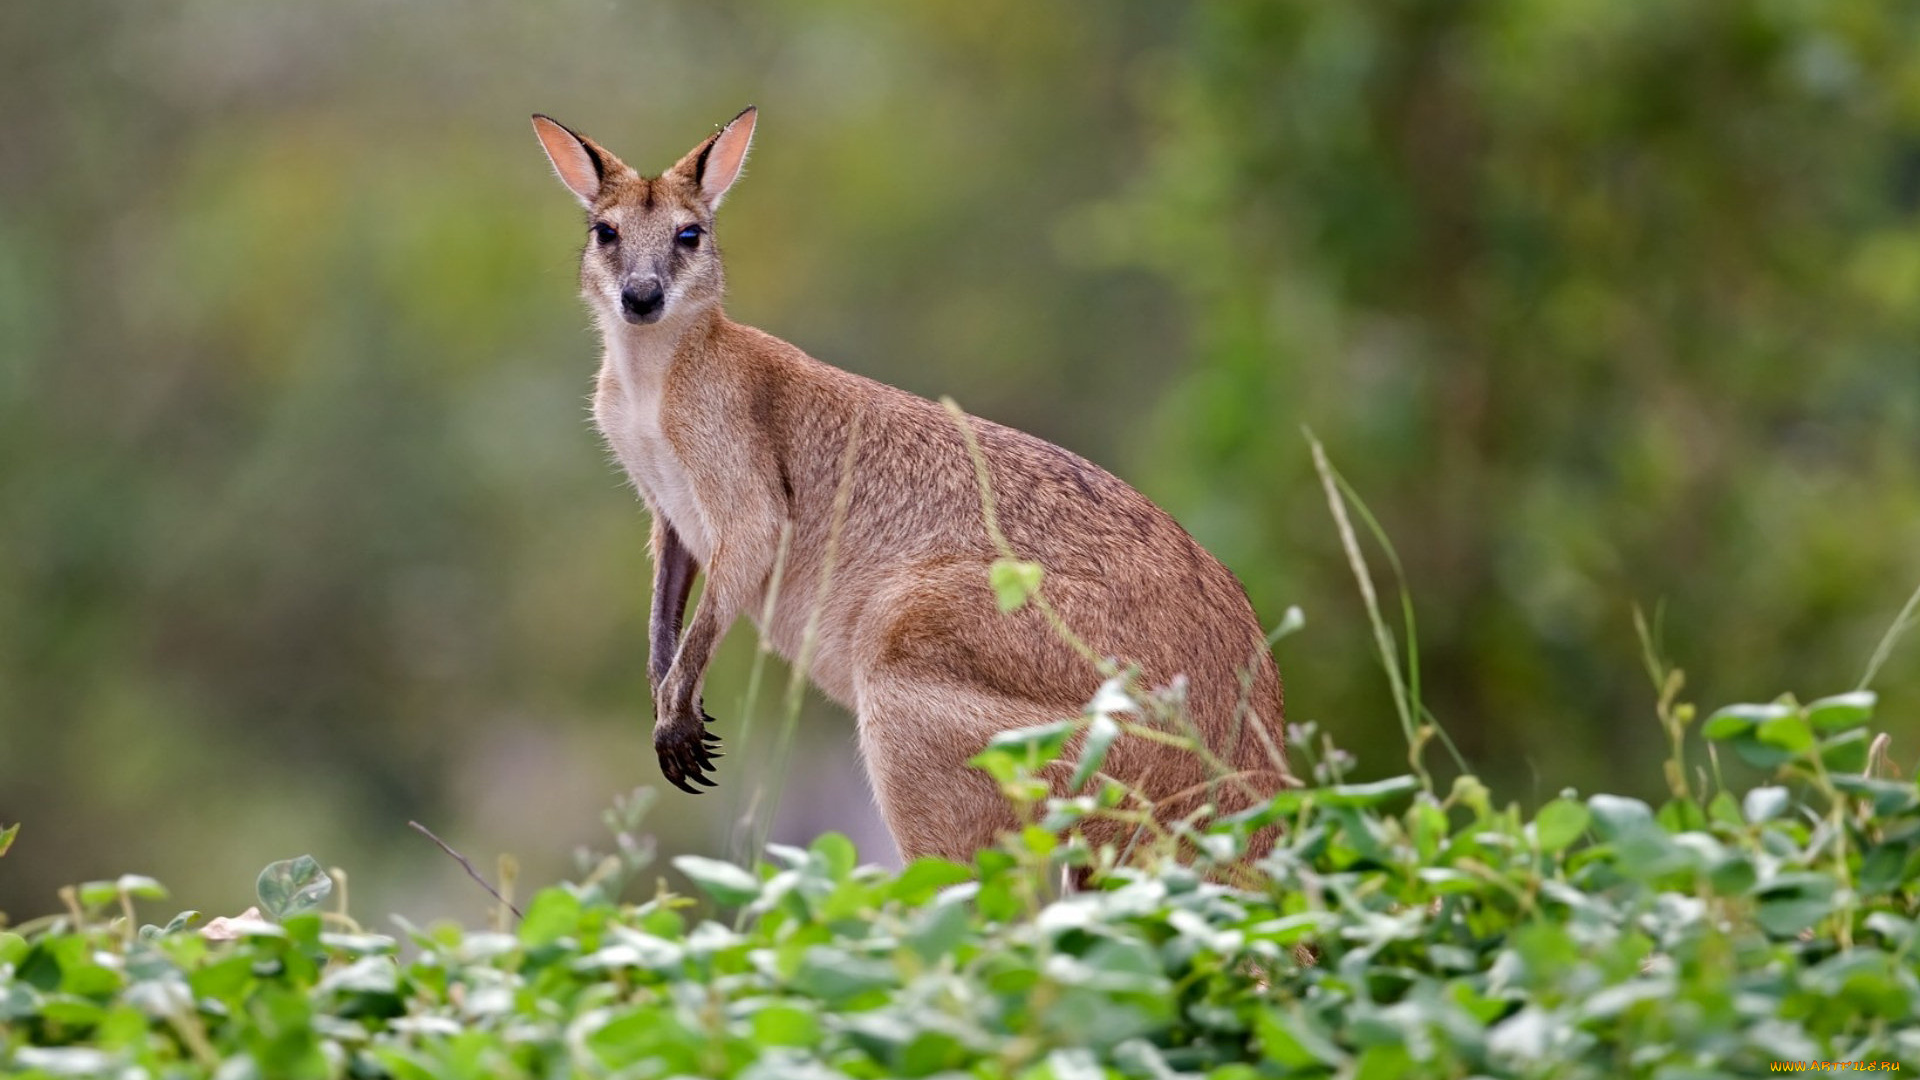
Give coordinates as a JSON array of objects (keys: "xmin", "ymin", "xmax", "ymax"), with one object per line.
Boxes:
[{"xmin": 408, "ymin": 821, "xmax": 523, "ymax": 920}]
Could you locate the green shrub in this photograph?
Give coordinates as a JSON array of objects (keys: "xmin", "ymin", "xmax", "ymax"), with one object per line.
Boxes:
[{"xmin": 2, "ymin": 671, "xmax": 1917, "ymax": 1078}]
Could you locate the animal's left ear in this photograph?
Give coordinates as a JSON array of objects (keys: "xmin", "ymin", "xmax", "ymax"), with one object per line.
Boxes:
[
  {"xmin": 672, "ymin": 106, "xmax": 757, "ymax": 211},
  {"xmin": 531, "ymin": 115, "xmax": 618, "ymax": 209}
]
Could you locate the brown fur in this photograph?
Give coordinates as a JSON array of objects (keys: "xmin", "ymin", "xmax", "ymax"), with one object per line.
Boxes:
[{"xmin": 532, "ymin": 109, "xmax": 1291, "ymax": 864}]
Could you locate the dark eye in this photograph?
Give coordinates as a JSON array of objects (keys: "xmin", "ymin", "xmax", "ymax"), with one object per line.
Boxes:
[
  {"xmin": 675, "ymin": 224, "xmax": 702, "ymax": 248},
  {"xmin": 591, "ymin": 222, "xmax": 618, "ymax": 245}
]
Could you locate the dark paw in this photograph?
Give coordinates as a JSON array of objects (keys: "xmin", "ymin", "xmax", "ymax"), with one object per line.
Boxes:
[{"xmin": 654, "ymin": 702, "xmax": 724, "ymax": 795}]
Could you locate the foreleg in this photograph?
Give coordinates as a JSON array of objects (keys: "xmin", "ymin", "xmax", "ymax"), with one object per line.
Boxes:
[
  {"xmin": 653, "ymin": 525, "xmax": 776, "ymax": 794},
  {"xmin": 647, "ymin": 518, "xmax": 698, "ymax": 691}
]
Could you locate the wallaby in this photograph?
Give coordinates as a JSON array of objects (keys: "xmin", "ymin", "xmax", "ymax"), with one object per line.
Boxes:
[{"xmin": 531, "ymin": 107, "xmax": 1290, "ymax": 864}]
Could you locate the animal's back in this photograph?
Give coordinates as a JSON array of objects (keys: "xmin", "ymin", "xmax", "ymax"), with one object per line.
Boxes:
[{"xmin": 742, "ymin": 336, "xmax": 1286, "ymax": 858}]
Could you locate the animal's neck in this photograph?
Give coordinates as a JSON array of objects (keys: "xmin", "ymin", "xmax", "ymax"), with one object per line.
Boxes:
[{"xmin": 601, "ymin": 306, "xmax": 722, "ymax": 393}]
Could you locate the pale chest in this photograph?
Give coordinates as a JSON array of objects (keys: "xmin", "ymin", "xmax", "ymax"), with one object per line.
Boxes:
[{"xmin": 594, "ymin": 372, "xmax": 717, "ymax": 565}]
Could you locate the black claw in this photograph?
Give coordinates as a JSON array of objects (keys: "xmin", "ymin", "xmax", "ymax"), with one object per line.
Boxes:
[{"xmin": 657, "ymin": 707, "xmax": 726, "ymax": 793}]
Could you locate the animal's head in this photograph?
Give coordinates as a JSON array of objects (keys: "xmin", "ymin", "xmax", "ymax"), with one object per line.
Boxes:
[{"xmin": 531, "ymin": 107, "xmax": 756, "ymax": 329}]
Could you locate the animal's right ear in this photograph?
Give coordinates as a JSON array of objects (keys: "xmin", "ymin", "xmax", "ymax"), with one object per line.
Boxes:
[
  {"xmin": 669, "ymin": 106, "xmax": 757, "ymax": 211},
  {"xmin": 532, "ymin": 115, "xmax": 607, "ymax": 208}
]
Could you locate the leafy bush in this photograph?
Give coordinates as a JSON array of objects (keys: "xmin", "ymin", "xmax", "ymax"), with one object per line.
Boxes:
[{"xmin": 2, "ymin": 670, "xmax": 1917, "ymax": 1078}]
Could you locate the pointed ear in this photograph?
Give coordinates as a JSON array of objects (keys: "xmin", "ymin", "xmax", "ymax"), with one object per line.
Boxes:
[
  {"xmin": 674, "ymin": 106, "xmax": 757, "ymax": 210},
  {"xmin": 531, "ymin": 115, "xmax": 610, "ymax": 208}
]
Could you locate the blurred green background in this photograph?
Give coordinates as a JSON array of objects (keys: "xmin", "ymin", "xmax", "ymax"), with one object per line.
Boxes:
[{"xmin": 4, "ymin": 0, "xmax": 1918, "ymax": 924}]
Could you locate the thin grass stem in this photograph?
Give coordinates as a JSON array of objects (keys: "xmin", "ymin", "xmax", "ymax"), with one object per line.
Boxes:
[
  {"xmin": 1858, "ymin": 581, "xmax": 1920, "ymax": 691},
  {"xmin": 748, "ymin": 411, "xmax": 866, "ymax": 867},
  {"xmin": 1307, "ymin": 430, "xmax": 1434, "ymax": 792},
  {"xmin": 728, "ymin": 522, "xmax": 794, "ymax": 866}
]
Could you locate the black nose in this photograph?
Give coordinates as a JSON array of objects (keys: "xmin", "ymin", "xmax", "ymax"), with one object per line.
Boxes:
[{"xmin": 621, "ymin": 279, "xmax": 665, "ymax": 324}]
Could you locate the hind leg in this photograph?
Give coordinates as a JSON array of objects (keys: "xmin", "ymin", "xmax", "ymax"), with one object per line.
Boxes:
[{"xmin": 854, "ymin": 669, "xmax": 1074, "ymax": 862}]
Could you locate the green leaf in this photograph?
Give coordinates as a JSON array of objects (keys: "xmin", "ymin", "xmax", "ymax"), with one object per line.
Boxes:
[
  {"xmin": 672, "ymin": 855, "xmax": 762, "ymax": 906},
  {"xmin": 1755, "ymin": 712, "xmax": 1815, "ymax": 756},
  {"xmin": 316, "ymin": 956, "xmax": 399, "ymax": 996},
  {"xmin": 590, "ymin": 1007, "xmax": 700, "ymax": 1071},
  {"xmin": 792, "ymin": 946, "xmax": 896, "ymax": 1004},
  {"xmin": 0, "ymin": 822, "xmax": 16, "ymax": 858},
  {"xmin": 1818, "ymin": 728, "xmax": 1872, "ymax": 773},
  {"xmin": 1407, "ymin": 796, "xmax": 1449, "ymax": 860},
  {"xmin": 1806, "ymin": 690, "xmax": 1876, "ymax": 731},
  {"xmin": 517, "ymin": 887, "xmax": 582, "ymax": 946},
  {"xmin": 888, "ymin": 857, "xmax": 972, "ymax": 904},
  {"xmin": 1352, "ymin": 1044, "xmax": 1414, "ymax": 1080},
  {"xmin": 1256, "ymin": 1008, "xmax": 1347, "ymax": 1069},
  {"xmin": 1832, "ymin": 775, "xmax": 1920, "ymax": 816},
  {"xmin": 1416, "ymin": 867, "xmax": 1483, "ymax": 895},
  {"xmin": 974, "ymin": 875, "xmax": 1021, "ymax": 923},
  {"xmin": 1743, "ymin": 786, "xmax": 1789, "ymax": 823},
  {"xmin": 1728, "ymin": 732, "xmax": 1795, "ymax": 770},
  {"xmin": 1708, "ymin": 853, "xmax": 1758, "ymax": 895},
  {"xmin": 1587, "ymin": 794, "xmax": 1655, "ymax": 839},
  {"xmin": 159, "ymin": 910, "xmax": 202, "ymax": 934},
  {"xmin": 1070, "ymin": 712, "xmax": 1120, "ymax": 791},
  {"xmin": 1449, "ymin": 774, "xmax": 1494, "ymax": 819},
  {"xmin": 751, "ymin": 1002, "xmax": 820, "ymax": 1047},
  {"xmin": 1859, "ymin": 843, "xmax": 1909, "ymax": 896},
  {"xmin": 1754, "ymin": 873, "xmax": 1838, "ymax": 937},
  {"xmin": 1657, "ymin": 797, "xmax": 1708, "ymax": 832},
  {"xmin": 282, "ymin": 911, "xmax": 323, "ymax": 950},
  {"xmin": 1532, "ymin": 798, "xmax": 1590, "ymax": 852},
  {"xmin": 59, "ymin": 954, "xmax": 123, "ymax": 997},
  {"xmin": 1042, "ymin": 1048, "xmax": 1105, "ymax": 1080},
  {"xmin": 1757, "ymin": 895, "xmax": 1834, "ymax": 937},
  {"xmin": 974, "ymin": 719, "xmax": 1076, "ymax": 777},
  {"xmin": 1707, "ymin": 790, "xmax": 1744, "ymax": 827},
  {"xmin": 13, "ymin": 1047, "xmax": 117, "ymax": 1076},
  {"xmin": 904, "ymin": 1029, "xmax": 972, "ymax": 1075},
  {"xmin": 1019, "ymin": 825, "xmax": 1058, "ymax": 857},
  {"xmin": 1702, "ymin": 702, "xmax": 1793, "ymax": 740},
  {"xmin": 1864, "ymin": 912, "xmax": 1915, "ymax": 948},
  {"xmin": 989, "ymin": 558, "xmax": 1044, "ymax": 612},
  {"xmin": 1248, "ymin": 912, "xmax": 1338, "ymax": 945},
  {"xmin": 810, "ymin": 832, "xmax": 858, "ymax": 882},
  {"xmin": 1320, "ymin": 775, "xmax": 1420, "ymax": 807},
  {"xmin": 115, "ymin": 874, "xmax": 168, "ymax": 901},
  {"xmin": 907, "ymin": 896, "xmax": 973, "ymax": 961},
  {"xmin": 319, "ymin": 930, "xmax": 394, "ymax": 955},
  {"xmin": 255, "ymin": 855, "xmax": 333, "ymax": 920}
]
